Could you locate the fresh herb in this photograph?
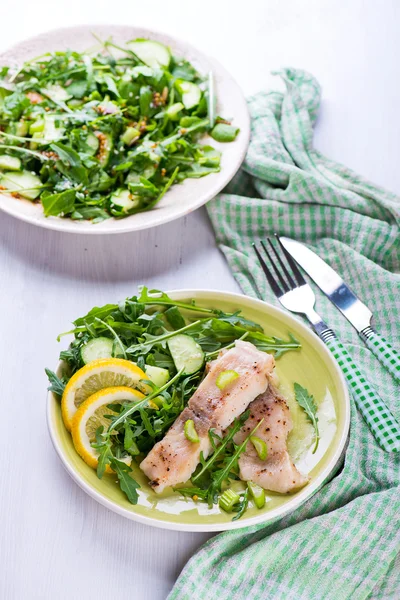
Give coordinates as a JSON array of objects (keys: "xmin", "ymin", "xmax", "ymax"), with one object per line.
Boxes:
[
  {"xmin": 45, "ymin": 368, "xmax": 67, "ymax": 397},
  {"xmin": 232, "ymin": 488, "xmax": 250, "ymax": 521},
  {"xmin": 294, "ymin": 382, "xmax": 320, "ymax": 453},
  {"xmin": 109, "ymin": 457, "xmax": 140, "ymax": 504},
  {"xmin": 0, "ymin": 40, "xmax": 238, "ymax": 222}
]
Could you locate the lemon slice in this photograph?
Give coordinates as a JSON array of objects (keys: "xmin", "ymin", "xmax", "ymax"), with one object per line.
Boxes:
[
  {"xmin": 61, "ymin": 358, "xmax": 146, "ymax": 431},
  {"xmin": 71, "ymin": 386, "xmax": 144, "ymax": 472}
]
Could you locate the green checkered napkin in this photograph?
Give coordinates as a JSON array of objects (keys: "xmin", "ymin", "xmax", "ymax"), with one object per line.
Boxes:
[{"xmin": 169, "ymin": 69, "xmax": 400, "ymax": 600}]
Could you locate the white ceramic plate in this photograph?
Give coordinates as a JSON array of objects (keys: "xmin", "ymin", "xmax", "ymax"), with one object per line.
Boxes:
[
  {"xmin": 47, "ymin": 290, "xmax": 350, "ymax": 532},
  {"xmin": 0, "ymin": 25, "xmax": 250, "ymax": 234}
]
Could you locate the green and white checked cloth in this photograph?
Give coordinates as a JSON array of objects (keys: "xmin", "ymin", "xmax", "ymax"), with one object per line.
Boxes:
[{"xmin": 169, "ymin": 69, "xmax": 400, "ymax": 600}]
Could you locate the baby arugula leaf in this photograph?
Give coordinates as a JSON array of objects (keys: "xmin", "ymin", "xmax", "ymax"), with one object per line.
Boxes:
[
  {"xmin": 232, "ymin": 488, "xmax": 250, "ymax": 521},
  {"xmin": 41, "ymin": 189, "xmax": 76, "ymax": 217},
  {"xmin": 294, "ymin": 383, "xmax": 320, "ymax": 453},
  {"xmin": 109, "ymin": 457, "xmax": 140, "ymax": 504},
  {"xmin": 191, "ymin": 410, "xmax": 250, "ymax": 484},
  {"xmin": 45, "ymin": 368, "xmax": 67, "ymax": 397}
]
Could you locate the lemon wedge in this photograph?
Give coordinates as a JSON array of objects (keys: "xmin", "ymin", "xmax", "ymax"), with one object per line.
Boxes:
[
  {"xmin": 71, "ymin": 386, "xmax": 144, "ymax": 471},
  {"xmin": 61, "ymin": 358, "xmax": 146, "ymax": 431}
]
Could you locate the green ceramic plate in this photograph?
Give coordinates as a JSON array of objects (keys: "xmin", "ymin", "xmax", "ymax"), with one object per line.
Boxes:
[{"xmin": 47, "ymin": 290, "xmax": 350, "ymax": 531}]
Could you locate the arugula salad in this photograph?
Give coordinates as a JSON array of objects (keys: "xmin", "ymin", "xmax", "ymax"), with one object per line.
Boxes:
[
  {"xmin": 46, "ymin": 288, "xmax": 320, "ymax": 520},
  {"xmin": 0, "ymin": 38, "xmax": 239, "ymax": 222}
]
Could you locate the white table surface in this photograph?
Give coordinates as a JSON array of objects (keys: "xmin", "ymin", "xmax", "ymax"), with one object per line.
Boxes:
[{"xmin": 1, "ymin": 2, "xmax": 399, "ymax": 599}]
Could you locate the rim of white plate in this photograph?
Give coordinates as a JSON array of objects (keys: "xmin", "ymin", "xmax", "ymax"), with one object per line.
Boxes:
[
  {"xmin": 47, "ymin": 289, "xmax": 351, "ymax": 532},
  {"xmin": 0, "ymin": 25, "xmax": 250, "ymax": 234}
]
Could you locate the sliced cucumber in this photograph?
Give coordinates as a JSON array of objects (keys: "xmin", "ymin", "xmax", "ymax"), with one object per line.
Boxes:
[
  {"xmin": 175, "ymin": 80, "xmax": 201, "ymax": 110},
  {"xmin": 43, "ymin": 115, "xmax": 65, "ymax": 141},
  {"xmin": 166, "ymin": 102, "xmax": 184, "ymax": 121},
  {"xmin": 94, "ymin": 131, "xmax": 113, "ymax": 167},
  {"xmin": 121, "ymin": 126, "xmax": 140, "ymax": 146},
  {"xmin": 86, "ymin": 132, "xmax": 100, "ymax": 155},
  {"xmin": 0, "ymin": 170, "xmax": 42, "ymax": 200},
  {"xmin": 43, "ymin": 84, "xmax": 72, "ymax": 103},
  {"xmin": 110, "ymin": 188, "xmax": 139, "ymax": 213},
  {"xmin": 81, "ymin": 337, "xmax": 114, "ymax": 364},
  {"xmin": 144, "ymin": 365, "xmax": 170, "ymax": 387},
  {"xmin": 126, "ymin": 164, "xmax": 156, "ymax": 182},
  {"xmin": 167, "ymin": 334, "xmax": 204, "ymax": 375},
  {"xmin": 80, "ymin": 340, "xmax": 170, "ymax": 387},
  {"xmin": 0, "ymin": 155, "xmax": 21, "ymax": 171},
  {"xmin": 127, "ymin": 39, "xmax": 171, "ymax": 68},
  {"xmin": 29, "ymin": 115, "xmax": 64, "ymax": 142},
  {"xmin": 6, "ymin": 120, "xmax": 28, "ymax": 137}
]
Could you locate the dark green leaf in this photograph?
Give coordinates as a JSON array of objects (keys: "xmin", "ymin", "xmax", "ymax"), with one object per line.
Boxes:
[
  {"xmin": 41, "ymin": 189, "xmax": 76, "ymax": 217},
  {"xmin": 109, "ymin": 457, "xmax": 140, "ymax": 504},
  {"xmin": 294, "ymin": 382, "xmax": 320, "ymax": 453},
  {"xmin": 45, "ymin": 368, "xmax": 66, "ymax": 397}
]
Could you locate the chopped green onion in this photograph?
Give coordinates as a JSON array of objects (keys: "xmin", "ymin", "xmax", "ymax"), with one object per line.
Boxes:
[
  {"xmin": 219, "ymin": 488, "xmax": 240, "ymax": 512},
  {"xmin": 216, "ymin": 370, "xmax": 239, "ymax": 390},
  {"xmin": 184, "ymin": 419, "xmax": 199, "ymax": 443},
  {"xmin": 250, "ymin": 435, "xmax": 268, "ymax": 460},
  {"xmin": 247, "ymin": 481, "xmax": 266, "ymax": 509},
  {"xmin": 210, "ymin": 123, "xmax": 239, "ymax": 143}
]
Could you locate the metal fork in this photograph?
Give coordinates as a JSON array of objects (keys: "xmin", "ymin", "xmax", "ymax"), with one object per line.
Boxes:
[{"xmin": 253, "ymin": 237, "xmax": 400, "ymax": 453}]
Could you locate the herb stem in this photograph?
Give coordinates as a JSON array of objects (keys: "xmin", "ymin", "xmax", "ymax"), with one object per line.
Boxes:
[
  {"xmin": 126, "ymin": 320, "xmax": 202, "ymax": 353},
  {"xmin": 205, "ymin": 332, "xmax": 249, "ymax": 360},
  {"xmin": 107, "ymin": 367, "xmax": 184, "ymax": 435},
  {"xmin": 0, "ymin": 145, "xmax": 49, "ymax": 161},
  {"xmin": 94, "ymin": 317, "xmax": 127, "ymax": 359}
]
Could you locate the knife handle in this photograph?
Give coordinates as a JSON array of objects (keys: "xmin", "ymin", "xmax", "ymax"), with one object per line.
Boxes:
[
  {"xmin": 360, "ymin": 327, "xmax": 400, "ymax": 385},
  {"xmin": 320, "ymin": 330, "xmax": 400, "ymax": 453}
]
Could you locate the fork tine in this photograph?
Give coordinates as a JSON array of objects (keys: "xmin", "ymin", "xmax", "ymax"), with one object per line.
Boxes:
[
  {"xmin": 264, "ymin": 238, "xmax": 297, "ymax": 290},
  {"xmin": 252, "ymin": 243, "xmax": 283, "ymax": 297},
  {"xmin": 274, "ymin": 234, "xmax": 307, "ymax": 287},
  {"xmin": 260, "ymin": 240, "xmax": 290, "ymax": 293}
]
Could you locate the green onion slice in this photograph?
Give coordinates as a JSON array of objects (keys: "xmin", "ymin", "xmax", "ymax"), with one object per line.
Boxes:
[
  {"xmin": 216, "ymin": 370, "xmax": 239, "ymax": 390},
  {"xmin": 184, "ymin": 419, "xmax": 199, "ymax": 443},
  {"xmin": 219, "ymin": 488, "xmax": 240, "ymax": 512},
  {"xmin": 250, "ymin": 435, "xmax": 268, "ymax": 460},
  {"xmin": 247, "ymin": 481, "xmax": 266, "ymax": 509}
]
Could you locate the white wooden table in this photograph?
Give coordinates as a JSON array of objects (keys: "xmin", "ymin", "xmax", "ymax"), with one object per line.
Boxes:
[{"xmin": 2, "ymin": 2, "xmax": 399, "ymax": 598}]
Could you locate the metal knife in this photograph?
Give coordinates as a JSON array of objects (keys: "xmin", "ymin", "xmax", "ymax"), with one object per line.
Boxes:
[{"xmin": 280, "ymin": 236, "xmax": 400, "ymax": 384}]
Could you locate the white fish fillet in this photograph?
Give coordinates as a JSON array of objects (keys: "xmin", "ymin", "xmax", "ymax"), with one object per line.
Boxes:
[
  {"xmin": 236, "ymin": 385, "xmax": 309, "ymax": 493},
  {"xmin": 140, "ymin": 340, "xmax": 274, "ymax": 492}
]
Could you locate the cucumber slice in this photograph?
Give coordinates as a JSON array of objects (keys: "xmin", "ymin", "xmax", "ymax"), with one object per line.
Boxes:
[
  {"xmin": 175, "ymin": 80, "xmax": 201, "ymax": 110},
  {"xmin": 166, "ymin": 102, "xmax": 184, "ymax": 120},
  {"xmin": 121, "ymin": 126, "xmax": 140, "ymax": 146},
  {"xmin": 94, "ymin": 131, "xmax": 113, "ymax": 167},
  {"xmin": 144, "ymin": 365, "xmax": 170, "ymax": 387},
  {"xmin": 6, "ymin": 120, "xmax": 28, "ymax": 137},
  {"xmin": 81, "ymin": 337, "xmax": 114, "ymax": 364},
  {"xmin": 43, "ymin": 115, "xmax": 65, "ymax": 141},
  {"xmin": 43, "ymin": 84, "xmax": 72, "ymax": 103},
  {"xmin": 86, "ymin": 132, "xmax": 100, "ymax": 155},
  {"xmin": 167, "ymin": 334, "xmax": 204, "ymax": 375},
  {"xmin": 127, "ymin": 39, "xmax": 171, "ymax": 68},
  {"xmin": 0, "ymin": 155, "xmax": 21, "ymax": 171},
  {"xmin": 0, "ymin": 170, "xmax": 42, "ymax": 200},
  {"xmin": 110, "ymin": 188, "xmax": 139, "ymax": 213}
]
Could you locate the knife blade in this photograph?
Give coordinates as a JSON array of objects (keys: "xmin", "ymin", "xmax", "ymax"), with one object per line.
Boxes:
[{"xmin": 279, "ymin": 237, "xmax": 372, "ymax": 332}]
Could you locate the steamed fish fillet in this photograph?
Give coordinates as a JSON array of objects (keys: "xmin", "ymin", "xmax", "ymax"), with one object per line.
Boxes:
[
  {"xmin": 140, "ymin": 340, "xmax": 274, "ymax": 493},
  {"xmin": 236, "ymin": 385, "xmax": 309, "ymax": 493}
]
